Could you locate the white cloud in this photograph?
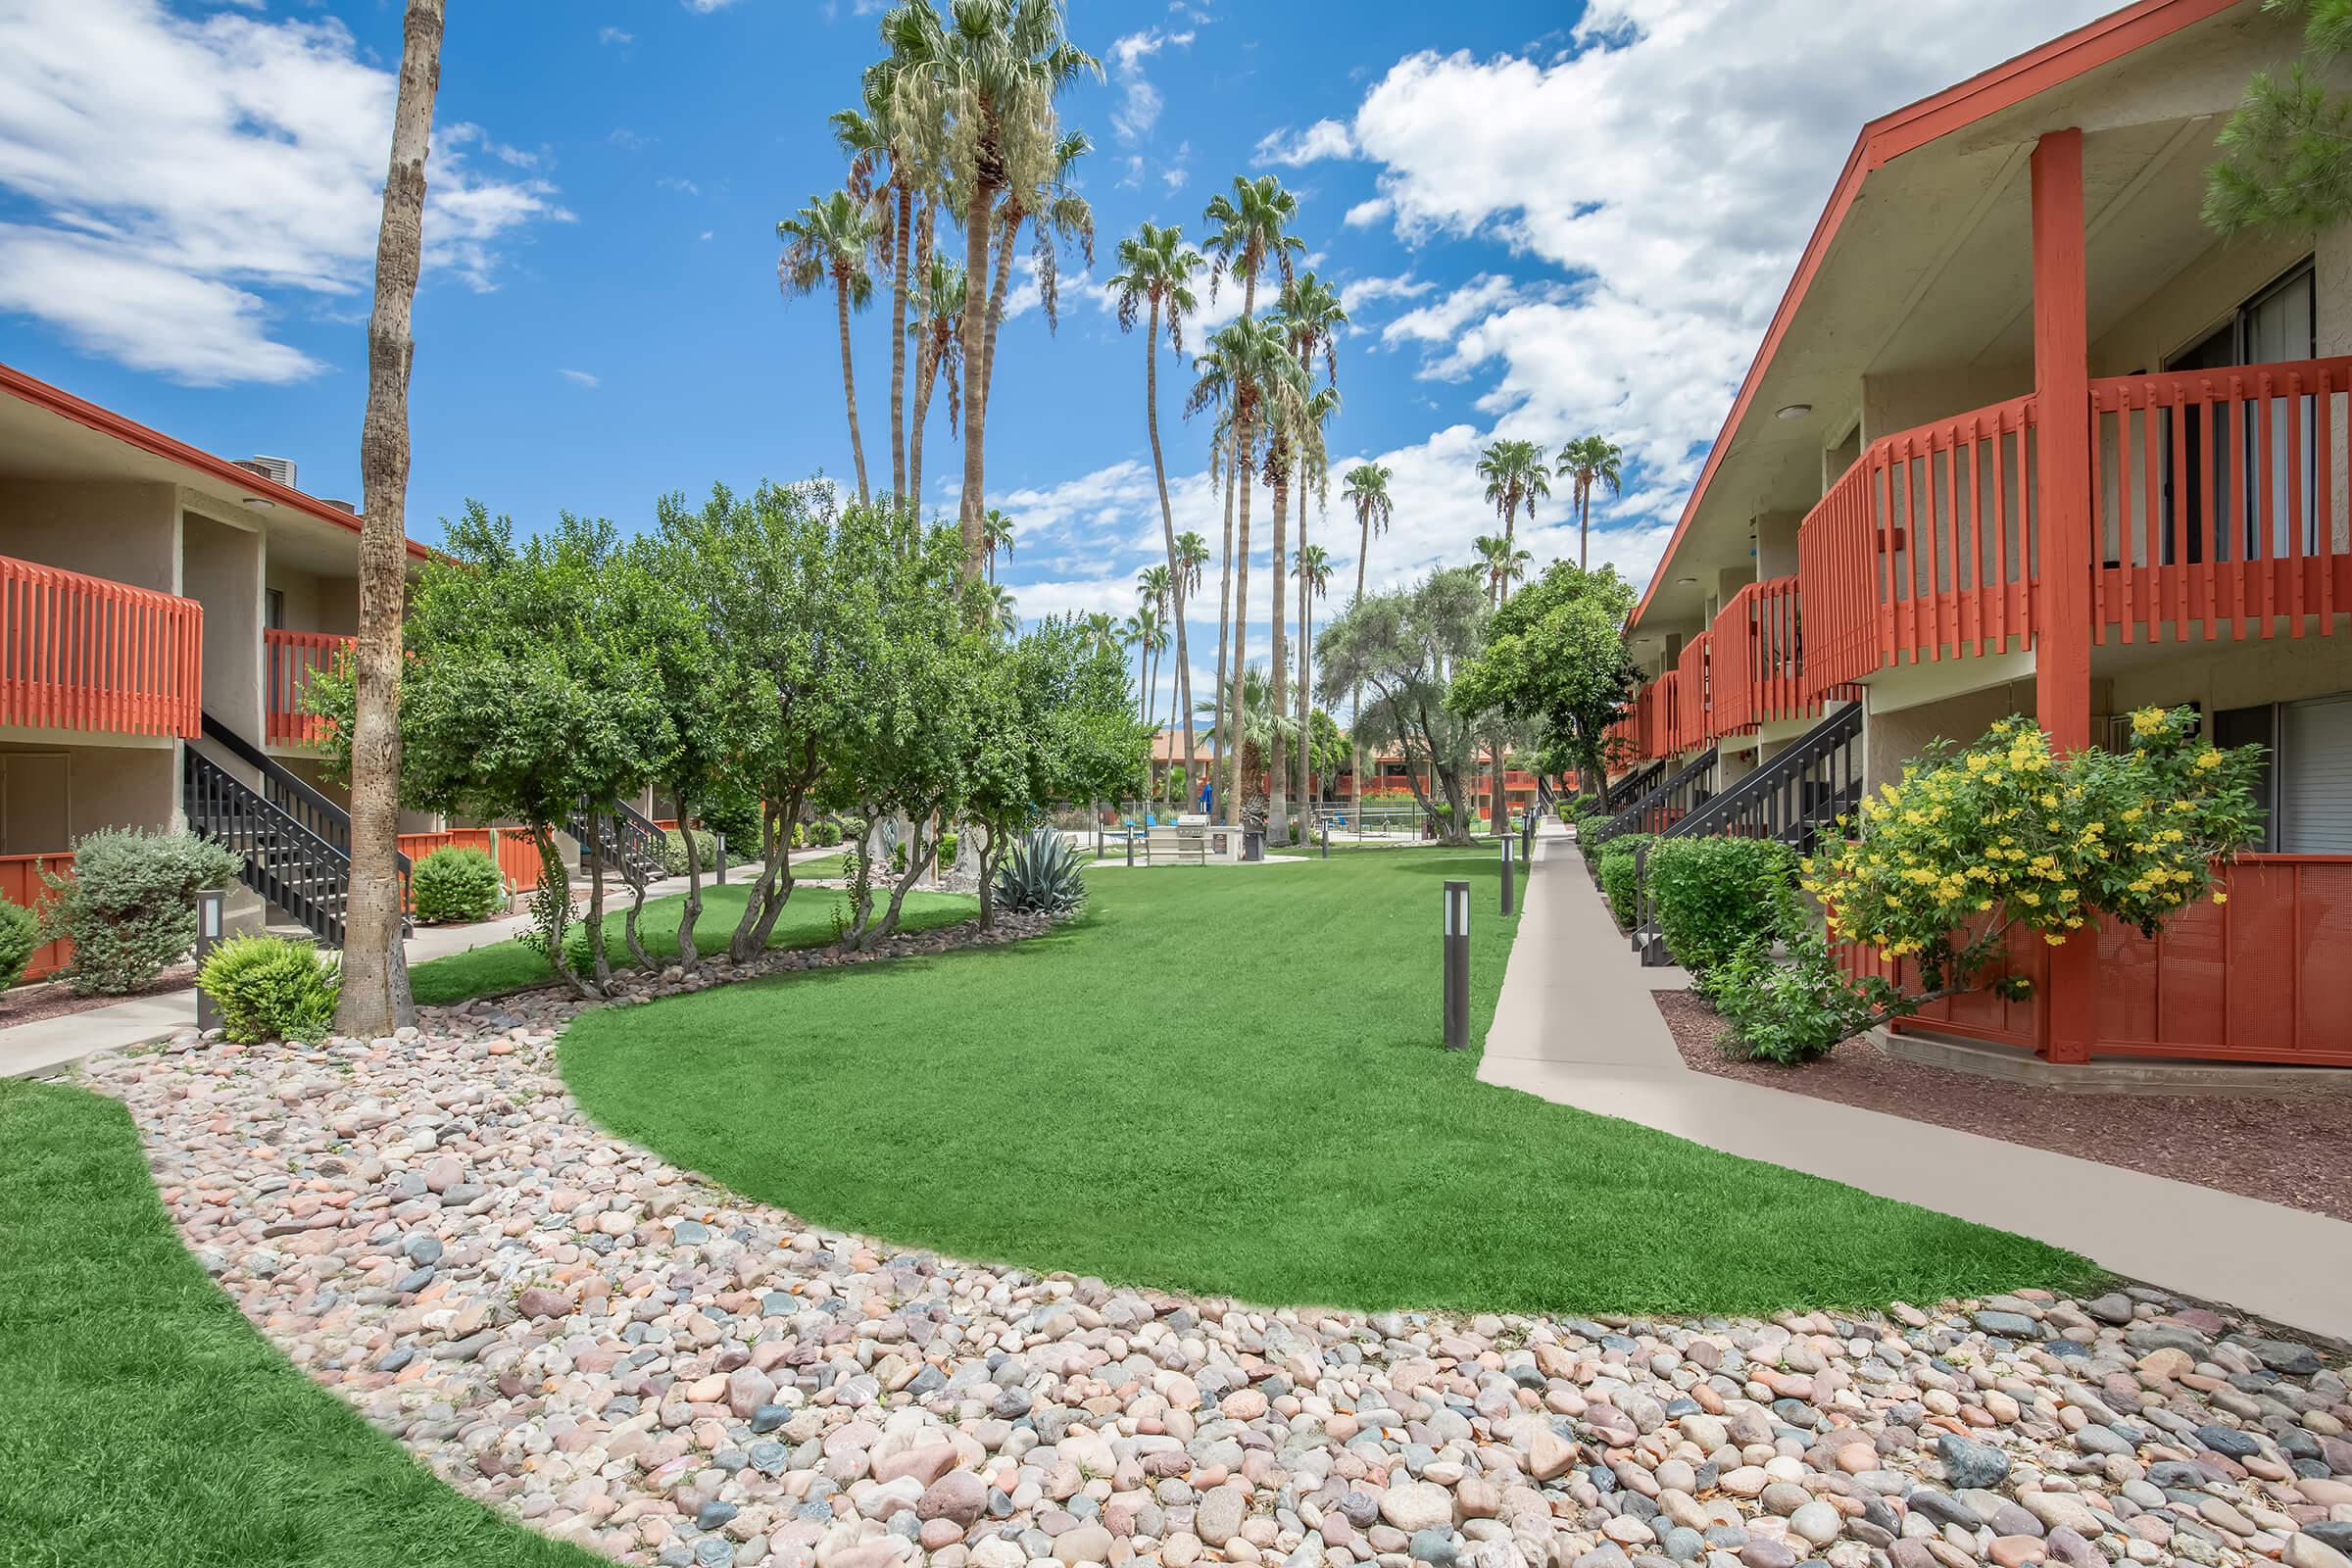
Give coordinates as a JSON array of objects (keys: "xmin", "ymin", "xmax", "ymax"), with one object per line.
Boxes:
[
  {"xmin": 599, "ymin": 25, "xmax": 635, "ymax": 44},
  {"xmin": 1107, "ymin": 28, "xmax": 1195, "ymax": 146},
  {"xmin": 559, "ymin": 368, "xmax": 599, "ymax": 387},
  {"xmin": 0, "ymin": 0, "xmax": 566, "ymax": 384},
  {"xmin": 658, "ymin": 175, "xmax": 702, "ymax": 195},
  {"xmin": 1320, "ymin": 0, "xmax": 2115, "ymax": 546},
  {"xmin": 682, "ymin": 0, "xmax": 740, "ymax": 11},
  {"xmin": 1253, "ymin": 119, "xmax": 1356, "ymax": 167}
]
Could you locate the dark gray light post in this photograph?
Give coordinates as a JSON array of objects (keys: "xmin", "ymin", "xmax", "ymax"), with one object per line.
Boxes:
[
  {"xmin": 1500, "ymin": 835, "xmax": 1515, "ymax": 915},
  {"xmin": 1320, "ymin": 818, "xmax": 1330, "ymax": 858},
  {"xmin": 1443, "ymin": 878, "xmax": 1470, "ymax": 1050},
  {"xmin": 713, "ymin": 832, "xmax": 726, "ymax": 885},
  {"xmin": 1125, "ymin": 826, "xmax": 1135, "ymax": 867},
  {"xmin": 194, "ymin": 887, "xmax": 225, "ymax": 1034}
]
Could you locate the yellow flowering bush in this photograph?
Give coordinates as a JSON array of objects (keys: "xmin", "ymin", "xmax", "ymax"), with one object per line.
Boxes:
[{"xmin": 1802, "ymin": 707, "xmax": 2264, "ymax": 1003}]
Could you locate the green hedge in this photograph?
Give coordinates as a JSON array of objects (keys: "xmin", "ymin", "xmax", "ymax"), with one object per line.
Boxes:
[
  {"xmin": 1595, "ymin": 835, "xmax": 1652, "ymax": 927},
  {"xmin": 0, "ymin": 895, "xmax": 36, "ymax": 991},
  {"xmin": 1645, "ymin": 835, "xmax": 1800, "ymax": 975}
]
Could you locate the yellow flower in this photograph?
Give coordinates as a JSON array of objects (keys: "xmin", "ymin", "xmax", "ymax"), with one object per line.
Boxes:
[
  {"xmin": 2122, "ymin": 807, "xmax": 2143, "ymax": 823},
  {"xmin": 2213, "ymin": 890, "xmax": 2229, "ymax": 905},
  {"xmin": 2039, "ymin": 793, "xmax": 2060, "ymax": 808},
  {"xmin": 2131, "ymin": 709, "xmax": 2167, "ymax": 736},
  {"xmin": 2045, "ymin": 933, "xmax": 2068, "ymax": 947},
  {"xmin": 2196, "ymin": 750, "xmax": 2224, "ymax": 770}
]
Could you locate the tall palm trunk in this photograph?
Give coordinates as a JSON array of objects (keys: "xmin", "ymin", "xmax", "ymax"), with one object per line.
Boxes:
[
  {"xmin": 1294, "ymin": 458, "xmax": 1310, "ymax": 833},
  {"xmin": 1578, "ymin": 476, "xmax": 1591, "ymax": 571},
  {"xmin": 956, "ymin": 179, "xmax": 995, "ymax": 575},
  {"xmin": 337, "ymin": 0, "xmax": 440, "ymax": 1037},
  {"xmin": 908, "ymin": 341, "xmax": 937, "ymax": 509},
  {"xmin": 1266, "ymin": 442, "xmax": 1289, "ymax": 845},
  {"xmin": 1225, "ymin": 401, "xmax": 1255, "ymax": 830},
  {"xmin": 1352, "ymin": 511, "xmax": 1369, "ymax": 827},
  {"xmin": 1209, "ymin": 423, "xmax": 1237, "ymax": 821},
  {"xmin": 833, "ymin": 268, "xmax": 869, "ymax": 505},
  {"xmin": 888, "ymin": 182, "xmax": 910, "ymax": 508},
  {"xmin": 1144, "ymin": 296, "xmax": 1197, "ymax": 808},
  {"xmin": 980, "ymin": 211, "xmax": 1019, "ymax": 409}
]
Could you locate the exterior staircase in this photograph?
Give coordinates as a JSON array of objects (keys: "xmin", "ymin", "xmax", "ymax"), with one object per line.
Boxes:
[
  {"xmin": 565, "ymin": 799, "xmax": 668, "ymax": 884},
  {"xmin": 1625, "ymin": 701, "xmax": 1864, "ymax": 965},
  {"xmin": 184, "ymin": 714, "xmax": 411, "ymax": 949}
]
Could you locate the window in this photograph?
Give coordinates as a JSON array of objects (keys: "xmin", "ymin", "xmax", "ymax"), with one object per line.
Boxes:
[
  {"xmin": 2160, "ymin": 262, "xmax": 2318, "ymax": 564},
  {"xmin": 2279, "ymin": 694, "xmax": 2352, "ymax": 854},
  {"xmin": 265, "ymin": 588, "xmax": 285, "ymax": 630}
]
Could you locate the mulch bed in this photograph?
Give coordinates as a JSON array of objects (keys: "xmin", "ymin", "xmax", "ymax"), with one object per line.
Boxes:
[
  {"xmin": 0, "ymin": 966, "xmax": 195, "ymax": 1030},
  {"xmin": 1654, "ymin": 986, "xmax": 2352, "ymax": 1223}
]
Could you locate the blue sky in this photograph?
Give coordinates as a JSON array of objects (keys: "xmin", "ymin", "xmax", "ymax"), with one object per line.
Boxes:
[{"xmin": 0, "ymin": 0, "xmax": 2113, "ymax": 703}]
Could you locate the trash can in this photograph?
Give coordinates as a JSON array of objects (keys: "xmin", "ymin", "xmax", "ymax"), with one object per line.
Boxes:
[{"xmin": 1243, "ymin": 828, "xmax": 1265, "ymax": 862}]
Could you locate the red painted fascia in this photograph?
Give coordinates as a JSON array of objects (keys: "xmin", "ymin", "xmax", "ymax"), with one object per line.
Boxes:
[
  {"xmin": 0, "ymin": 360, "xmax": 435, "ymax": 563},
  {"xmin": 1629, "ymin": 0, "xmax": 2244, "ymax": 633}
]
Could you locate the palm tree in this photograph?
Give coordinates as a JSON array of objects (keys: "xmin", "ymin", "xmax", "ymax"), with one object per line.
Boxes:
[
  {"xmin": 778, "ymin": 190, "xmax": 881, "ymax": 505},
  {"xmin": 870, "ymin": 0, "xmax": 1099, "ymax": 575},
  {"xmin": 1121, "ymin": 605, "xmax": 1164, "ymax": 722},
  {"xmin": 1194, "ymin": 662, "xmax": 1294, "ymax": 808},
  {"xmin": 1202, "ymin": 174, "xmax": 1305, "ymax": 321},
  {"xmin": 1109, "ymin": 221, "xmax": 1206, "ymax": 805},
  {"xmin": 1473, "ymin": 533, "xmax": 1531, "ymax": 606},
  {"xmin": 1254, "ymin": 369, "xmax": 1329, "ymax": 845},
  {"xmin": 1133, "ymin": 568, "xmax": 1172, "ymax": 750},
  {"xmin": 1188, "ymin": 347, "xmax": 1241, "ymax": 823},
  {"xmin": 1174, "ymin": 530, "xmax": 1209, "ymax": 599},
  {"xmin": 1556, "ymin": 434, "xmax": 1624, "ymax": 572},
  {"xmin": 832, "ymin": 78, "xmax": 929, "ymax": 508},
  {"xmin": 981, "ymin": 507, "xmax": 1015, "ymax": 583},
  {"xmin": 905, "ymin": 253, "xmax": 966, "ymax": 511},
  {"xmin": 1275, "ymin": 272, "xmax": 1346, "ymax": 843},
  {"xmin": 340, "ymin": 0, "xmax": 442, "ymax": 1035},
  {"xmin": 1190, "ymin": 316, "xmax": 1314, "ymax": 828},
  {"xmin": 988, "ymin": 582, "xmax": 1020, "ymax": 638},
  {"xmin": 1475, "ymin": 438, "xmax": 1549, "ymax": 585},
  {"xmin": 983, "ymin": 129, "xmax": 1094, "ymax": 416},
  {"xmin": 1339, "ymin": 461, "xmax": 1392, "ymax": 820},
  {"xmin": 1078, "ymin": 610, "xmax": 1121, "ymax": 658},
  {"xmin": 1294, "ymin": 542, "xmax": 1332, "ymax": 818}
]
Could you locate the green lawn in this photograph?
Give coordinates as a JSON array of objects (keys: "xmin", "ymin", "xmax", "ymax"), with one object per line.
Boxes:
[
  {"xmin": 0, "ymin": 1079, "xmax": 602, "ymax": 1568},
  {"xmin": 409, "ymin": 883, "xmax": 975, "ymax": 1006},
  {"xmin": 562, "ymin": 853, "xmax": 2095, "ymax": 1317}
]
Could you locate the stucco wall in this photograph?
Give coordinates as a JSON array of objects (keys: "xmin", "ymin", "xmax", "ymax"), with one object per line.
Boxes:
[
  {"xmin": 263, "ymin": 562, "xmax": 361, "ymax": 635},
  {"xmin": 0, "ymin": 479, "xmax": 178, "ymax": 592},
  {"xmin": 182, "ymin": 513, "xmax": 264, "ymax": 744},
  {"xmin": 1862, "ymin": 674, "xmax": 2036, "ymax": 792},
  {"xmin": 0, "ymin": 741, "xmax": 178, "ymax": 851},
  {"xmin": 2101, "ymin": 635, "xmax": 2352, "ymax": 735}
]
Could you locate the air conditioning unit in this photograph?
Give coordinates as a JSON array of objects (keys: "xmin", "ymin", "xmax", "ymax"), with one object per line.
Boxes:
[
  {"xmin": 236, "ymin": 455, "xmax": 297, "ymax": 490},
  {"xmin": 318, "ymin": 498, "xmax": 358, "ymax": 514}
]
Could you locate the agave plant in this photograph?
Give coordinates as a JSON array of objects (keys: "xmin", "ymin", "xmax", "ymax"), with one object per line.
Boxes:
[{"xmin": 994, "ymin": 826, "xmax": 1086, "ymax": 915}]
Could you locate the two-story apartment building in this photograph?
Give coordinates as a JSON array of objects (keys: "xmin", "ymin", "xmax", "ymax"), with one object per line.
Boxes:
[
  {"xmin": 1600, "ymin": 0, "xmax": 2351, "ymax": 1067},
  {"xmin": 0, "ymin": 362, "xmax": 442, "ymax": 967}
]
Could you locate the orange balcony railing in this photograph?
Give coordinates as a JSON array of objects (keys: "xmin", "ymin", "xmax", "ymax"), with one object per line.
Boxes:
[
  {"xmin": 1, "ymin": 554, "xmax": 202, "ymax": 738},
  {"xmin": 264, "ymin": 628, "xmax": 353, "ymax": 747},
  {"xmin": 1710, "ymin": 575, "xmax": 1814, "ymax": 735},
  {"xmin": 1670, "ymin": 631, "xmax": 1712, "ymax": 753}
]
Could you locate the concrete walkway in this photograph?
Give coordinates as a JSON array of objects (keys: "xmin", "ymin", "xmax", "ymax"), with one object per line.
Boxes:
[
  {"xmin": 1, "ymin": 848, "xmax": 852, "ymax": 1081},
  {"xmin": 1485, "ymin": 830, "xmax": 2352, "ymax": 1341}
]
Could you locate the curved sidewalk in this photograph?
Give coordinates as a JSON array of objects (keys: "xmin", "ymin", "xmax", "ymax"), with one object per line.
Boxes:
[{"xmin": 1483, "ymin": 831, "xmax": 2352, "ymax": 1341}]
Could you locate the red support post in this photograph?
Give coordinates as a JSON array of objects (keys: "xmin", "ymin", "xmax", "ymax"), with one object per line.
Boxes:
[{"xmin": 2032, "ymin": 127, "xmax": 2096, "ymax": 1064}]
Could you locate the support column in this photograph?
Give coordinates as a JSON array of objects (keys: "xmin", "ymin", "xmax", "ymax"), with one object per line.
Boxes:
[{"xmin": 2032, "ymin": 127, "xmax": 2097, "ymax": 1063}]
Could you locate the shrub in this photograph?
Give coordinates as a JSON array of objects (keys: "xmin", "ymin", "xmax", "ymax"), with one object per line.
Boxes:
[
  {"xmin": 698, "ymin": 794, "xmax": 762, "ymax": 855},
  {"xmin": 791, "ymin": 820, "xmax": 808, "ymax": 849},
  {"xmin": 0, "ymin": 895, "xmax": 38, "ymax": 990},
  {"xmin": 410, "ymin": 847, "xmax": 506, "ymax": 924},
  {"xmin": 39, "ymin": 828, "xmax": 241, "ymax": 995},
  {"xmin": 995, "ymin": 827, "xmax": 1086, "ymax": 915},
  {"xmin": 659, "ymin": 827, "xmax": 718, "ymax": 877},
  {"xmin": 196, "ymin": 934, "xmax": 341, "ymax": 1044},
  {"xmin": 1646, "ymin": 835, "xmax": 1800, "ymax": 975},
  {"xmin": 1704, "ymin": 926, "xmax": 1878, "ymax": 1064},
  {"xmin": 937, "ymin": 828, "xmax": 959, "ymax": 867},
  {"xmin": 811, "ymin": 819, "xmax": 843, "ymax": 848},
  {"xmin": 889, "ymin": 841, "xmax": 908, "ymax": 874},
  {"xmin": 1596, "ymin": 837, "xmax": 1649, "ymax": 927}
]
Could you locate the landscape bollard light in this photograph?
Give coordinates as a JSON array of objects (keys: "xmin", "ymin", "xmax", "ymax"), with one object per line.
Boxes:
[
  {"xmin": 194, "ymin": 888, "xmax": 224, "ymax": 1034},
  {"xmin": 1126, "ymin": 826, "xmax": 1134, "ymax": 867},
  {"xmin": 1443, "ymin": 878, "xmax": 1470, "ymax": 1050},
  {"xmin": 714, "ymin": 833, "xmax": 726, "ymax": 885},
  {"xmin": 1500, "ymin": 835, "xmax": 1515, "ymax": 915},
  {"xmin": 1321, "ymin": 819, "xmax": 1330, "ymax": 858}
]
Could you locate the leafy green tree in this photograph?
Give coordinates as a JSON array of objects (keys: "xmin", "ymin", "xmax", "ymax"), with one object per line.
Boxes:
[
  {"xmin": 2206, "ymin": 0, "xmax": 2352, "ymax": 235},
  {"xmin": 778, "ymin": 190, "xmax": 882, "ymax": 505},
  {"xmin": 1449, "ymin": 559, "xmax": 1639, "ymax": 799},
  {"xmin": 1318, "ymin": 568, "xmax": 1491, "ymax": 846}
]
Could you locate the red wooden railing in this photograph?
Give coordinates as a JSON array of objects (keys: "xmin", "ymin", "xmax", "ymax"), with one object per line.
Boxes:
[
  {"xmin": 264, "ymin": 628, "xmax": 353, "ymax": 747},
  {"xmin": 1798, "ymin": 398, "xmax": 2040, "ymax": 702},
  {"xmin": 0, "ymin": 851, "xmax": 73, "ymax": 981},
  {"xmin": 1839, "ymin": 855, "xmax": 2352, "ymax": 1065},
  {"xmin": 1, "ymin": 554, "xmax": 202, "ymax": 738},
  {"xmin": 1671, "ymin": 632, "xmax": 1712, "ymax": 753},
  {"xmin": 2090, "ymin": 356, "xmax": 2352, "ymax": 644},
  {"xmin": 1710, "ymin": 575, "xmax": 1816, "ymax": 735}
]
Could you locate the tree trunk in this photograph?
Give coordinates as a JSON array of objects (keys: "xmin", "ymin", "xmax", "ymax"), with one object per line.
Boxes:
[
  {"xmin": 956, "ymin": 180, "xmax": 995, "ymax": 575},
  {"xmin": 1225, "ymin": 401, "xmax": 1254, "ymax": 829},
  {"xmin": 1267, "ymin": 448, "xmax": 1290, "ymax": 845},
  {"xmin": 908, "ymin": 338, "xmax": 937, "ymax": 514},
  {"xmin": 1352, "ymin": 509, "xmax": 1369, "ymax": 830},
  {"xmin": 1208, "ymin": 421, "xmax": 1237, "ymax": 822},
  {"xmin": 1143, "ymin": 297, "xmax": 1197, "ymax": 808},
  {"xmin": 980, "ymin": 208, "xmax": 1019, "ymax": 411},
  {"xmin": 1295, "ymin": 473, "xmax": 1311, "ymax": 834},
  {"xmin": 584, "ymin": 809, "xmax": 612, "ymax": 989},
  {"xmin": 1578, "ymin": 477, "xmax": 1591, "ymax": 572},
  {"xmin": 675, "ymin": 815, "xmax": 703, "ymax": 969},
  {"xmin": 834, "ymin": 271, "xmax": 869, "ymax": 506},
  {"xmin": 888, "ymin": 181, "xmax": 909, "ymax": 509},
  {"xmin": 335, "ymin": 0, "xmax": 440, "ymax": 1040}
]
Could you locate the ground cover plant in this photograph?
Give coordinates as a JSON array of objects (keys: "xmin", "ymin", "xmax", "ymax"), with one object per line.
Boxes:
[
  {"xmin": 563, "ymin": 851, "xmax": 2093, "ymax": 1317},
  {"xmin": 0, "ymin": 1079, "xmax": 599, "ymax": 1568},
  {"xmin": 408, "ymin": 883, "xmax": 973, "ymax": 1006}
]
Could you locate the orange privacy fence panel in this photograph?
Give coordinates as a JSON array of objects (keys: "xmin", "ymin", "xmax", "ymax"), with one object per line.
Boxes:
[
  {"xmin": 1, "ymin": 555, "xmax": 202, "ymax": 738},
  {"xmin": 0, "ymin": 851, "xmax": 73, "ymax": 980}
]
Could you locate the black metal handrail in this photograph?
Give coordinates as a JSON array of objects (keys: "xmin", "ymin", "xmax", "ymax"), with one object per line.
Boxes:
[
  {"xmin": 1601, "ymin": 758, "xmax": 1667, "ymax": 813},
  {"xmin": 185, "ymin": 749, "xmax": 357, "ymax": 948},
  {"xmin": 200, "ymin": 710, "xmax": 380, "ymax": 861},
  {"xmin": 1586, "ymin": 748, "xmax": 1717, "ymax": 848},
  {"xmin": 568, "ymin": 797, "xmax": 668, "ymax": 881}
]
